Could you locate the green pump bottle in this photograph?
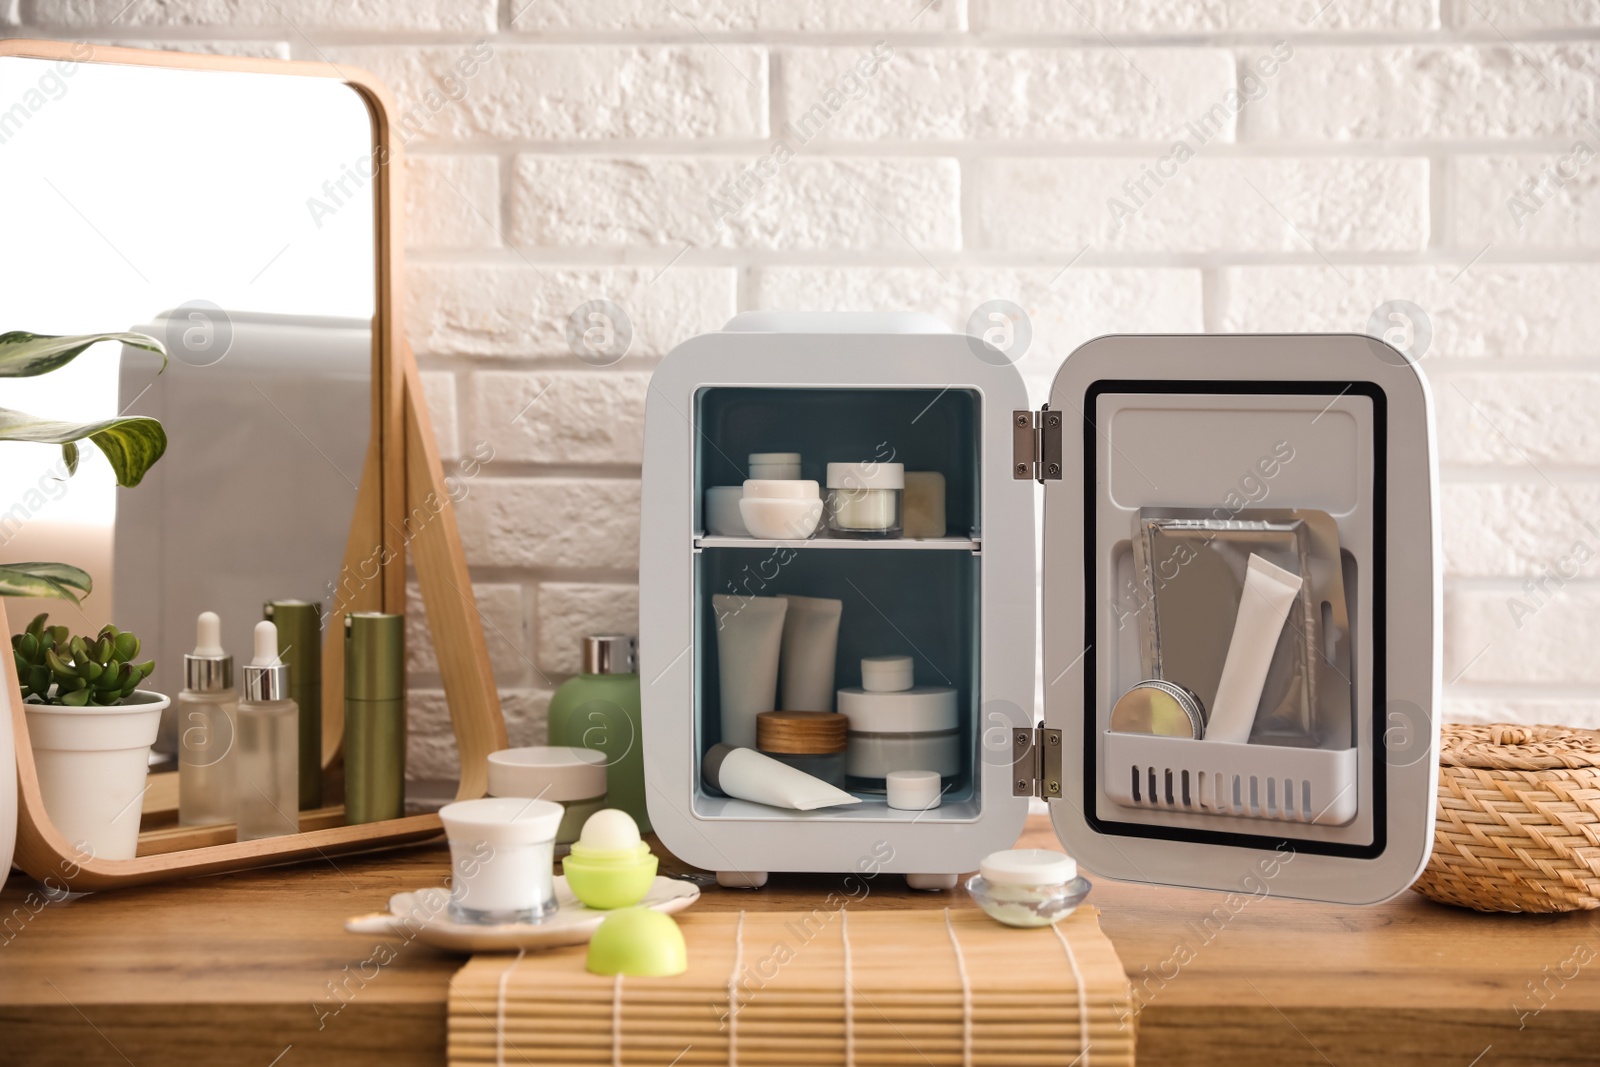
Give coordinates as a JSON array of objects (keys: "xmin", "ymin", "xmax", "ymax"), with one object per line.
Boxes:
[{"xmin": 547, "ymin": 634, "xmax": 647, "ymax": 833}]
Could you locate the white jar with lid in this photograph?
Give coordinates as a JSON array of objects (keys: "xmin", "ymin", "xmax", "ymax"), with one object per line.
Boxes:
[
  {"xmin": 825, "ymin": 462, "xmax": 904, "ymax": 538},
  {"xmin": 837, "ymin": 655, "xmax": 958, "ymax": 792},
  {"xmin": 487, "ymin": 746, "xmax": 609, "ymax": 851},
  {"xmin": 748, "ymin": 452, "xmax": 801, "ymax": 479}
]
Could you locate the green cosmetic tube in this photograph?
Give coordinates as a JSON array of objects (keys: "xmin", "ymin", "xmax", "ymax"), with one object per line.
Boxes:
[
  {"xmin": 264, "ymin": 600, "xmax": 322, "ymax": 810},
  {"xmin": 344, "ymin": 612, "xmax": 405, "ymax": 824}
]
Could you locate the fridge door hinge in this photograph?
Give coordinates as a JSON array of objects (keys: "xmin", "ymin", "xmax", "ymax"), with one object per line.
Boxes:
[
  {"xmin": 1012, "ymin": 726, "xmax": 1063, "ymax": 799},
  {"xmin": 1011, "ymin": 407, "xmax": 1063, "ymax": 483}
]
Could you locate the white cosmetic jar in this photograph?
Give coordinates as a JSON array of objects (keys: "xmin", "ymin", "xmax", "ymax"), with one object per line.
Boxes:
[
  {"xmin": 704, "ymin": 486, "xmax": 749, "ymax": 536},
  {"xmin": 740, "ymin": 479, "xmax": 823, "ymax": 539},
  {"xmin": 825, "ymin": 462, "xmax": 904, "ymax": 538},
  {"xmin": 487, "ymin": 746, "xmax": 609, "ymax": 850},
  {"xmin": 439, "ymin": 797, "xmax": 564, "ymax": 925},
  {"xmin": 838, "ymin": 685, "xmax": 959, "ymax": 790},
  {"xmin": 748, "ymin": 452, "xmax": 801, "ymax": 480},
  {"xmin": 861, "ymin": 654, "xmax": 914, "ymax": 693}
]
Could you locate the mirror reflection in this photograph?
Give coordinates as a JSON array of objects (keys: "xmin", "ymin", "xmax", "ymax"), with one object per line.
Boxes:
[{"xmin": 0, "ymin": 54, "xmax": 385, "ymax": 859}]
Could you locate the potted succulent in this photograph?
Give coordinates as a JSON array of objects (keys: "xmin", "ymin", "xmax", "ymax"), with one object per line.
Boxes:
[
  {"xmin": 0, "ymin": 330, "xmax": 169, "ymax": 874},
  {"xmin": 13, "ymin": 615, "xmax": 164, "ymax": 861}
]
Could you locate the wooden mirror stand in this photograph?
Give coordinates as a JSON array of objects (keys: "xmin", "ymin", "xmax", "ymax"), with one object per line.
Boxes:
[{"xmin": 0, "ymin": 40, "xmax": 506, "ymax": 890}]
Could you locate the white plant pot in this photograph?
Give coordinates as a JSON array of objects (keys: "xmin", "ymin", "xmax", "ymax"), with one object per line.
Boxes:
[{"xmin": 25, "ymin": 690, "xmax": 168, "ymax": 863}]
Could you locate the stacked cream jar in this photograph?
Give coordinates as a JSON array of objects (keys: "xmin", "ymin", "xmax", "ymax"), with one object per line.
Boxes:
[
  {"xmin": 838, "ymin": 655, "xmax": 957, "ymax": 805},
  {"xmin": 705, "ymin": 452, "xmax": 825, "ymax": 539}
]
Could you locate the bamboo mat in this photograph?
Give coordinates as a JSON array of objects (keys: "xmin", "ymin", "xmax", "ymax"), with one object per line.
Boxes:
[{"xmin": 448, "ymin": 907, "xmax": 1134, "ymax": 1067}]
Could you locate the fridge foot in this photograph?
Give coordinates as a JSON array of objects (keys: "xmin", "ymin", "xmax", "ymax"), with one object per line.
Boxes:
[
  {"xmin": 716, "ymin": 871, "xmax": 769, "ymax": 889},
  {"xmin": 905, "ymin": 873, "xmax": 958, "ymax": 891}
]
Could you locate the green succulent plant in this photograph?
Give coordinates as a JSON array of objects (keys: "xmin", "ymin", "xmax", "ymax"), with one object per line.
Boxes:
[
  {"xmin": 0, "ymin": 331, "xmax": 169, "ymax": 604},
  {"xmin": 11, "ymin": 612, "xmax": 155, "ymax": 706}
]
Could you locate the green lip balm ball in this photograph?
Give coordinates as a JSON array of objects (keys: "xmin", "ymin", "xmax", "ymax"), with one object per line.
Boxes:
[{"xmin": 586, "ymin": 908, "xmax": 688, "ymax": 977}]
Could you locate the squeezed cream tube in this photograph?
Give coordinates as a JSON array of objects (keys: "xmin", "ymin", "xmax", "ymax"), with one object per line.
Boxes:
[
  {"xmin": 713, "ymin": 594, "xmax": 788, "ymax": 748},
  {"xmin": 779, "ymin": 595, "xmax": 843, "ymax": 712},
  {"xmin": 703, "ymin": 744, "xmax": 861, "ymax": 810},
  {"xmin": 1204, "ymin": 554, "xmax": 1304, "ymax": 745}
]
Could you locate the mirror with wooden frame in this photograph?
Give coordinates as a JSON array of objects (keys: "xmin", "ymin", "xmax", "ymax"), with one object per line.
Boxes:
[{"xmin": 0, "ymin": 39, "xmax": 504, "ymax": 889}]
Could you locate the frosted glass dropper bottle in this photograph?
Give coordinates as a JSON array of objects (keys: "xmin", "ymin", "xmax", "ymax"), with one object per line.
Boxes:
[
  {"xmin": 236, "ymin": 620, "xmax": 299, "ymax": 841},
  {"xmin": 177, "ymin": 611, "xmax": 238, "ymax": 827}
]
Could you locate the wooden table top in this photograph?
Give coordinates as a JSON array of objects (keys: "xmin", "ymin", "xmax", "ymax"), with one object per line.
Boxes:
[{"xmin": 1, "ymin": 814, "xmax": 1596, "ymax": 1066}]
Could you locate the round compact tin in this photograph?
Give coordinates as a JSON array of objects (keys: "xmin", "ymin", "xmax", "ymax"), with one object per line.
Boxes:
[{"xmin": 1109, "ymin": 680, "xmax": 1207, "ymax": 739}]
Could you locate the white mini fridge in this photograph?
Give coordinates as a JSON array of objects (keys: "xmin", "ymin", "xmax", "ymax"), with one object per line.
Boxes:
[{"xmin": 640, "ymin": 312, "xmax": 1440, "ymax": 905}]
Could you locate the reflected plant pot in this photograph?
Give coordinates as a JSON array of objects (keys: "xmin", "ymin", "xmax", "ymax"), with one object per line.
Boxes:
[
  {"xmin": 24, "ymin": 690, "xmax": 169, "ymax": 863},
  {"xmin": 0, "ymin": 682, "xmax": 12, "ymax": 895}
]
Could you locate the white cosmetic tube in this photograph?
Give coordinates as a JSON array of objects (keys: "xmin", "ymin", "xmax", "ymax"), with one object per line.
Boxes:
[
  {"xmin": 779, "ymin": 595, "xmax": 843, "ymax": 712},
  {"xmin": 1204, "ymin": 554, "xmax": 1304, "ymax": 745},
  {"xmin": 713, "ymin": 594, "xmax": 789, "ymax": 748},
  {"xmin": 703, "ymin": 744, "xmax": 862, "ymax": 810}
]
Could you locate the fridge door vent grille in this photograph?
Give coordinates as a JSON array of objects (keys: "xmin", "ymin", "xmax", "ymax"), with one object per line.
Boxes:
[{"xmin": 1104, "ymin": 732, "xmax": 1359, "ymax": 826}]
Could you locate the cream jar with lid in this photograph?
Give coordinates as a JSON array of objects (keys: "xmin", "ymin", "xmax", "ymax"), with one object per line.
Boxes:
[
  {"xmin": 748, "ymin": 452, "xmax": 802, "ymax": 479},
  {"xmin": 825, "ymin": 462, "xmax": 904, "ymax": 538},
  {"xmin": 756, "ymin": 710, "xmax": 849, "ymax": 789},
  {"xmin": 740, "ymin": 478, "xmax": 823, "ymax": 539},
  {"xmin": 487, "ymin": 746, "xmax": 608, "ymax": 852},
  {"xmin": 837, "ymin": 655, "xmax": 958, "ymax": 791},
  {"xmin": 439, "ymin": 797, "xmax": 564, "ymax": 925},
  {"xmin": 966, "ymin": 849, "xmax": 1092, "ymax": 928}
]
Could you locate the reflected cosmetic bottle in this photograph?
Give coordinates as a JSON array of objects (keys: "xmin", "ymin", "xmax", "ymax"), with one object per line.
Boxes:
[
  {"xmin": 236, "ymin": 620, "xmax": 299, "ymax": 841},
  {"xmin": 264, "ymin": 599, "xmax": 322, "ymax": 811},
  {"xmin": 177, "ymin": 611, "xmax": 238, "ymax": 827}
]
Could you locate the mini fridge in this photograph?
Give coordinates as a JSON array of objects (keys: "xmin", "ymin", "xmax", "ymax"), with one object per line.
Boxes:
[{"xmin": 640, "ymin": 312, "xmax": 1440, "ymax": 905}]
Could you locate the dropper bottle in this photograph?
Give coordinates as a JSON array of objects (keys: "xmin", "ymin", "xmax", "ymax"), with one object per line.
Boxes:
[
  {"xmin": 177, "ymin": 611, "xmax": 238, "ymax": 827},
  {"xmin": 236, "ymin": 620, "xmax": 299, "ymax": 841}
]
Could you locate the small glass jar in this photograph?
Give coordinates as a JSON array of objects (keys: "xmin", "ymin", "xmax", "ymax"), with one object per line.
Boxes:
[
  {"xmin": 966, "ymin": 849, "xmax": 1092, "ymax": 928},
  {"xmin": 487, "ymin": 746, "xmax": 609, "ymax": 854},
  {"xmin": 826, "ymin": 462, "xmax": 904, "ymax": 538},
  {"xmin": 757, "ymin": 711, "xmax": 849, "ymax": 790}
]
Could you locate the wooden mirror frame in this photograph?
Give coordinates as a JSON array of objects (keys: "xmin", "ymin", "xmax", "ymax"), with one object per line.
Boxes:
[{"xmin": 0, "ymin": 39, "xmax": 506, "ymax": 889}]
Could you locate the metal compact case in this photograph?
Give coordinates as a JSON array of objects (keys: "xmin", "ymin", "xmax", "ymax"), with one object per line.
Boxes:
[{"xmin": 1108, "ymin": 679, "xmax": 1208, "ymax": 739}]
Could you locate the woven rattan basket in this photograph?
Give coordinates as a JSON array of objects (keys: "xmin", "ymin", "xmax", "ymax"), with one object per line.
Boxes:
[{"xmin": 1413, "ymin": 723, "xmax": 1600, "ymax": 912}]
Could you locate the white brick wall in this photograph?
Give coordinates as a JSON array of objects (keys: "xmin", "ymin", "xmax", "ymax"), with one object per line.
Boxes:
[{"xmin": 18, "ymin": 2, "xmax": 1600, "ymax": 772}]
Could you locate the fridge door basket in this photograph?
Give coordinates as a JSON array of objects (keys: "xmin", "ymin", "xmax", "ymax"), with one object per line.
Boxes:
[{"xmin": 1103, "ymin": 732, "xmax": 1359, "ymax": 826}]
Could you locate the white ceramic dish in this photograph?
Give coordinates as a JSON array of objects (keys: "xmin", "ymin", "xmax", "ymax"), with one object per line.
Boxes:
[
  {"xmin": 344, "ymin": 874, "xmax": 700, "ymax": 953},
  {"xmin": 739, "ymin": 496, "xmax": 823, "ymax": 539}
]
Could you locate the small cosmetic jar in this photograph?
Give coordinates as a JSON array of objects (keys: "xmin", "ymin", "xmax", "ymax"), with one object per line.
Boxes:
[
  {"xmin": 748, "ymin": 452, "xmax": 802, "ymax": 480},
  {"xmin": 562, "ymin": 808, "xmax": 659, "ymax": 910},
  {"xmin": 886, "ymin": 769, "xmax": 943, "ymax": 811},
  {"xmin": 861, "ymin": 654, "xmax": 914, "ymax": 693},
  {"xmin": 966, "ymin": 849, "xmax": 1093, "ymax": 928},
  {"xmin": 757, "ymin": 710, "xmax": 849, "ymax": 789},
  {"xmin": 705, "ymin": 486, "xmax": 750, "ymax": 537},
  {"xmin": 826, "ymin": 462, "xmax": 904, "ymax": 538},
  {"xmin": 739, "ymin": 479, "xmax": 824, "ymax": 540},
  {"xmin": 839, "ymin": 686, "xmax": 959, "ymax": 791},
  {"xmin": 1109, "ymin": 679, "xmax": 1207, "ymax": 739},
  {"xmin": 486, "ymin": 746, "xmax": 609, "ymax": 853},
  {"xmin": 439, "ymin": 797, "xmax": 564, "ymax": 926}
]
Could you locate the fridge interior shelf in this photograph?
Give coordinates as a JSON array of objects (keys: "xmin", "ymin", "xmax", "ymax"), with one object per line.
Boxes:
[{"xmin": 694, "ymin": 535, "xmax": 981, "ymax": 552}]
